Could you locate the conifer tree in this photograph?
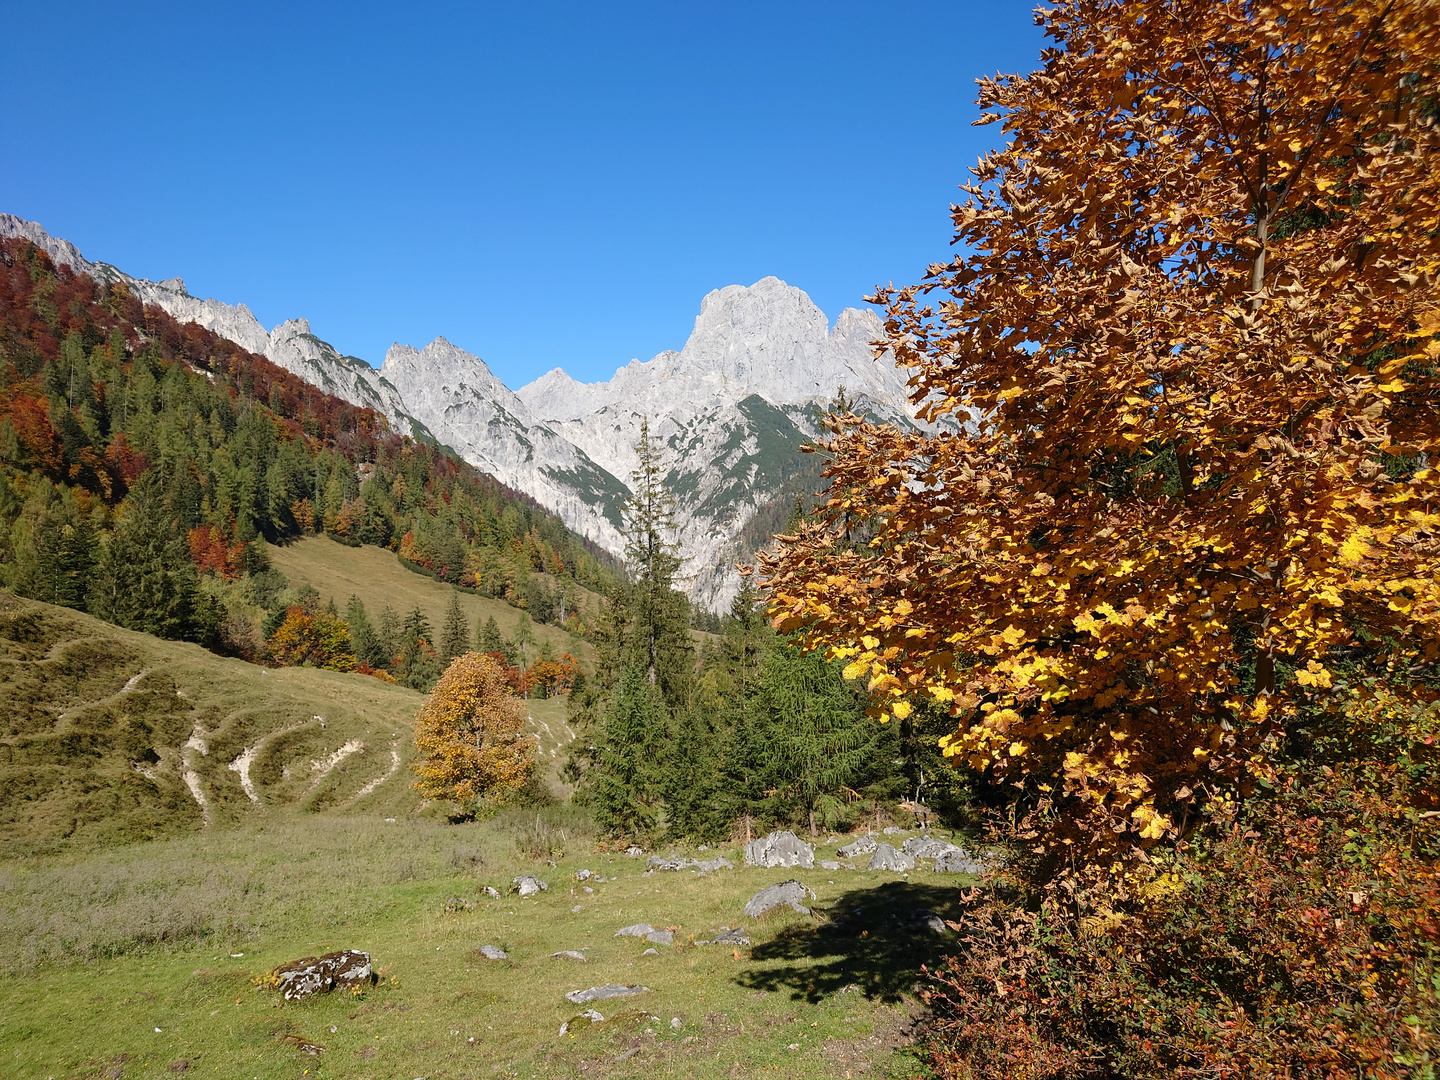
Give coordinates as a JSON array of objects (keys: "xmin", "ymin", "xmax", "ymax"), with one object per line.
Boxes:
[
  {"xmin": 476, "ymin": 614, "xmax": 505, "ymax": 655},
  {"xmin": 346, "ymin": 595, "xmax": 387, "ymax": 670},
  {"xmin": 759, "ymin": 637, "xmax": 880, "ymax": 837},
  {"xmin": 622, "ymin": 417, "xmax": 688, "ymax": 696},
  {"xmin": 377, "ymin": 604, "xmax": 400, "ymax": 666},
  {"xmin": 439, "ymin": 591, "xmax": 470, "ymax": 663},
  {"xmin": 90, "ymin": 479, "xmax": 199, "ymax": 640},
  {"xmin": 394, "ymin": 606, "xmax": 439, "ymax": 690},
  {"xmin": 591, "ymin": 668, "xmax": 669, "ymax": 838}
]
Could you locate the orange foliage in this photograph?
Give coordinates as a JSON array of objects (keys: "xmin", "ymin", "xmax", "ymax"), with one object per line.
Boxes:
[{"xmin": 411, "ymin": 652, "xmax": 533, "ymax": 804}]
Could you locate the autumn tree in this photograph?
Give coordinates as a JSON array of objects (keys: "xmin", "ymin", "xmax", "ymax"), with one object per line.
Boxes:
[
  {"xmin": 765, "ymin": 0, "xmax": 1440, "ymax": 868},
  {"xmin": 412, "ymin": 651, "xmax": 533, "ymax": 808}
]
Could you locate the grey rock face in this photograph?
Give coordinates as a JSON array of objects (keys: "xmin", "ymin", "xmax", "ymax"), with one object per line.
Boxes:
[
  {"xmin": 744, "ymin": 830, "xmax": 814, "ymax": 869},
  {"xmin": 836, "ymin": 835, "xmax": 877, "ymax": 858},
  {"xmin": 934, "ymin": 847, "xmax": 991, "ymax": 875},
  {"xmin": 647, "ymin": 854, "xmax": 694, "ymax": 871},
  {"xmin": 271, "ymin": 950, "xmax": 374, "ymax": 1000},
  {"xmin": 644, "ymin": 929, "xmax": 674, "ymax": 946},
  {"xmin": 882, "ymin": 826, "xmax": 907, "ymax": 836},
  {"xmin": 564, "ymin": 984, "xmax": 651, "ymax": 1005},
  {"xmin": 902, "ymin": 835, "xmax": 959, "ymax": 860},
  {"xmin": 512, "ymin": 875, "xmax": 548, "ymax": 897},
  {"xmin": 476, "ymin": 944, "xmax": 508, "ymax": 960},
  {"xmin": 743, "ymin": 880, "xmax": 817, "ymax": 918},
  {"xmin": 867, "ymin": 843, "xmax": 916, "ymax": 872}
]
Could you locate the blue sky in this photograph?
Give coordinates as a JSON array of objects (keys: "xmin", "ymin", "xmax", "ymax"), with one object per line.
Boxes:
[{"xmin": 3, "ymin": 2, "xmax": 1042, "ymax": 389}]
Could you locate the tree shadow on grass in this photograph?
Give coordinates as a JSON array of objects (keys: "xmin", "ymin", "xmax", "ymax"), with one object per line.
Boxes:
[{"xmin": 736, "ymin": 879, "xmax": 970, "ymax": 1004}]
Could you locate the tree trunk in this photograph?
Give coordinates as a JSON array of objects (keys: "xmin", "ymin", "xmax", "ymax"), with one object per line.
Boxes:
[{"xmin": 809, "ymin": 809, "xmax": 817, "ymax": 838}]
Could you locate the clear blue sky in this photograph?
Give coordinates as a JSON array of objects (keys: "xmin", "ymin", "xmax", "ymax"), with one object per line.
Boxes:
[{"xmin": 3, "ymin": 2, "xmax": 1042, "ymax": 389}]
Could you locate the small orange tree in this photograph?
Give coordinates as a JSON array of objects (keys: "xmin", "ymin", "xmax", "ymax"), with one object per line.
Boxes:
[
  {"xmin": 765, "ymin": 0, "xmax": 1440, "ymax": 869},
  {"xmin": 412, "ymin": 652, "xmax": 533, "ymax": 806}
]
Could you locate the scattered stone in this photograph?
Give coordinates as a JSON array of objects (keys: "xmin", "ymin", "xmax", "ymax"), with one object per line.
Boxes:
[
  {"xmin": 836, "ymin": 835, "xmax": 877, "ymax": 858},
  {"xmin": 641, "ymin": 947, "xmax": 659, "ymax": 956},
  {"xmin": 572, "ymin": 905, "xmax": 583, "ymax": 913},
  {"xmin": 565, "ymin": 983, "xmax": 651, "ymax": 1005},
  {"xmin": 615, "ymin": 923, "xmax": 657, "ymax": 938},
  {"xmin": 512, "ymin": 876, "xmax": 548, "ymax": 897},
  {"xmin": 819, "ymin": 860, "xmax": 841, "ymax": 871},
  {"xmin": 743, "ymin": 879, "xmax": 817, "ymax": 918},
  {"xmin": 476, "ymin": 945, "xmax": 508, "ymax": 960},
  {"xmin": 582, "ymin": 885, "xmax": 594, "ymax": 893},
  {"xmin": 575, "ymin": 868, "xmax": 593, "ymax": 881},
  {"xmin": 270, "ymin": 950, "xmax": 375, "ymax": 1000},
  {"xmin": 695, "ymin": 856, "xmax": 734, "ymax": 873},
  {"xmin": 482, "ymin": 886, "xmax": 501, "ymax": 899},
  {"xmin": 443, "ymin": 896, "xmax": 475, "ymax": 914},
  {"xmin": 647, "ymin": 854, "xmax": 695, "ymax": 871},
  {"xmin": 882, "ymin": 825, "xmax": 906, "ymax": 835},
  {"xmin": 934, "ymin": 847, "xmax": 991, "ymax": 875},
  {"xmin": 913, "ymin": 909, "xmax": 948, "ymax": 934},
  {"xmin": 743, "ymin": 829, "xmax": 814, "ymax": 869},
  {"xmin": 671, "ymin": 1017, "xmax": 683, "ymax": 1029},
  {"xmin": 868, "ymin": 842, "xmax": 916, "ymax": 872},
  {"xmin": 697, "ymin": 926, "xmax": 751, "ymax": 946},
  {"xmin": 551, "ymin": 950, "xmax": 588, "ymax": 962},
  {"xmin": 645, "ymin": 929, "xmax": 674, "ymax": 946},
  {"xmin": 559, "ymin": 1008, "xmax": 606, "ymax": 1037},
  {"xmin": 902, "ymin": 835, "xmax": 959, "ymax": 860},
  {"xmin": 625, "ymin": 846, "xmax": 644, "ymax": 857}
]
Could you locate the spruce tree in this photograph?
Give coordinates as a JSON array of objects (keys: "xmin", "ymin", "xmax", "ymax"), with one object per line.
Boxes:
[
  {"xmin": 90, "ymin": 479, "xmax": 199, "ymax": 640},
  {"xmin": 591, "ymin": 668, "xmax": 669, "ymax": 838},
  {"xmin": 346, "ymin": 595, "xmax": 387, "ymax": 669},
  {"xmin": 759, "ymin": 637, "xmax": 881, "ymax": 837},
  {"xmin": 377, "ymin": 604, "xmax": 401, "ymax": 667},
  {"xmin": 620, "ymin": 417, "xmax": 693, "ymax": 713},
  {"xmin": 477, "ymin": 615, "xmax": 505, "ymax": 655},
  {"xmin": 439, "ymin": 590, "xmax": 470, "ymax": 664},
  {"xmin": 394, "ymin": 606, "xmax": 439, "ymax": 690}
]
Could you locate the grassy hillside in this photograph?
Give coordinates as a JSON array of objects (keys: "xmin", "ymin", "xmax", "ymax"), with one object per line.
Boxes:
[
  {"xmin": 0, "ymin": 591, "xmax": 971, "ymax": 1077},
  {"xmin": 0, "ymin": 591, "xmax": 580, "ymax": 857},
  {"xmin": 269, "ymin": 535, "xmax": 594, "ymax": 663}
]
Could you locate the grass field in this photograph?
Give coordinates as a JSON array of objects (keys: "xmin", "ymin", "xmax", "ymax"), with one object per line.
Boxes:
[
  {"xmin": 267, "ymin": 536, "xmax": 593, "ymax": 663},
  {"xmin": 0, "ymin": 590, "xmax": 968, "ymax": 1078}
]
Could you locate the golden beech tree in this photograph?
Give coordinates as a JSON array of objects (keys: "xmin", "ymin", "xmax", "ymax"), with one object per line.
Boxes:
[
  {"xmin": 412, "ymin": 653, "xmax": 533, "ymax": 805},
  {"xmin": 765, "ymin": 0, "xmax": 1440, "ymax": 868}
]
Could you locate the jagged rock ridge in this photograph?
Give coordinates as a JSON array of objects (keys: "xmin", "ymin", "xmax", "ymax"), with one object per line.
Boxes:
[{"xmin": 0, "ymin": 215, "xmax": 924, "ymax": 610}]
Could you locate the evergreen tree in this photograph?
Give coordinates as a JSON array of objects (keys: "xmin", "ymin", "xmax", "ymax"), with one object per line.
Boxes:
[
  {"xmin": 346, "ymin": 595, "xmax": 387, "ymax": 669},
  {"xmin": 439, "ymin": 590, "xmax": 470, "ymax": 663},
  {"xmin": 510, "ymin": 612, "xmax": 536, "ymax": 668},
  {"xmin": 377, "ymin": 604, "xmax": 401, "ymax": 667},
  {"xmin": 394, "ymin": 606, "xmax": 439, "ymax": 690},
  {"xmin": 622, "ymin": 417, "xmax": 688, "ymax": 696},
  {"xmin": 476, "ymin": 614, "xmax": 505, "ymax": 655},
  {"xmin": 759, "ymin": 637, "xmax": 882, "ymax": 836},
  {"xmin": 6, "ymin": 482, "xmax": 97, "ymax": 612},
  {"xmin": 591, "ymin": 667, "xmax": 669, "ymax": 838},
  {"xmin": 90, "ymin": 479, "xmax": 200, "ymax": 640}
]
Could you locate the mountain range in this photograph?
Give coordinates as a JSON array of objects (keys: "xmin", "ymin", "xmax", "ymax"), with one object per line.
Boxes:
[{"xmin": 0, "ymin": 213, "xmax": 922, "ymax": 610}]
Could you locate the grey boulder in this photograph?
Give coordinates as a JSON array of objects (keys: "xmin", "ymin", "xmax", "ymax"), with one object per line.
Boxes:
[
  {"xmin": 512, "ymin": 875, "xmax": 548, "ymax": 897},
  {"xmin": 934, "ymin": 847, "xmax": 992, "ymax": 875},
  {"xmin": 476, "ymin": 944, "xmax": 508, "ymax": 960},
  {"xmin": 836, "ymin": 835, "xmax": 877, "ymax": 858},
  {"xmin": 565, "ymin": 983, "xmax": 651, "ymax": 1005},
  {"xmin": 743, "ymin": 879, "xmax": 817, "ymax": 918},
  {"xmin": 551, "ymin": 950, "xmax": 587, "ymax": 961},
  {"xmin": 647, "ymin": 854, "xmax": 695, "ymax": 871},
  {"xmin": 645, "ymin": 929, "xmax": 674, "ymax": 946},
  {"xmin": 615, "ymin": 923, "xmax": 656, "ymax": 938},
  {"xmin": 744, "ymin": 829, "xmax": 814, "ymax": 869},
  {"xmin": 902, "ymin": 835, "xmax": 959, "ymax": 860},
  {"xmin": 867, "ymin": 843, "xmax": 916, "ymax": 872},
  {"xmin": 695, "ymin": 856, "xmax": 734, "ymax": 873}
]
